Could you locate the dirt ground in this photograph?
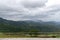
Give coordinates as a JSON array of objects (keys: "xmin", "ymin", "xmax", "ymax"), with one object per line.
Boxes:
[{"xmin": 0, "ymin": 38, "xmax": 60, "ymax": 40}]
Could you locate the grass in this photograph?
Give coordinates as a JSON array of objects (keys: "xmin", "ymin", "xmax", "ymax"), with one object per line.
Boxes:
[{"xmin": 0, "ymin": 32, "xmax": 60, "ymax": 38}]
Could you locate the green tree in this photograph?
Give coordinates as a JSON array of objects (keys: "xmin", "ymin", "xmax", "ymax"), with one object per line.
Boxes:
[{"xmin": 29, "ymin": 29, "xmax": 39, "ymax": 37}]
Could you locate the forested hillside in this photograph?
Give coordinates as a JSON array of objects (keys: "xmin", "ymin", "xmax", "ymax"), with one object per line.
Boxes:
[{"xmin": 0, "ymin": 18, "xmax": 60, "ymax": 32}]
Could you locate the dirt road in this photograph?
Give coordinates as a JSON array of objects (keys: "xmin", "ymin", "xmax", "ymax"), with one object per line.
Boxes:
[{"xmin": 0, "ymin": 38, "xmax": 60, "ymax": 40}]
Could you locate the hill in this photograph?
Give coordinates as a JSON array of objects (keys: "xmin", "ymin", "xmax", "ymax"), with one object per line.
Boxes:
[{"xmin": 0, "ymin": 18, "xmax": 60, "ymax": 32}]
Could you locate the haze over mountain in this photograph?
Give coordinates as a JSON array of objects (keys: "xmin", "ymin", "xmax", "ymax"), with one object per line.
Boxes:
[{"xmin": 0, "ymin": 0, "xmax": 60, "ymax": 33}]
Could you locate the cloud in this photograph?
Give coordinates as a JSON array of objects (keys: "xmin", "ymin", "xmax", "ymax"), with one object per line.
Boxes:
[
  {"xmin": 21, "ymin": 0, "xmax": 47, "ymax": 8},
  {"xmin": 0, "ymin": 0, "xmax": 60, "ymax": 21}
]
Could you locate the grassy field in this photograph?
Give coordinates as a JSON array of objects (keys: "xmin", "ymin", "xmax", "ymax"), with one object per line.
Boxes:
[{"xmin": 0, "ymin": 32, "xmax": 60, "ymax": 38}]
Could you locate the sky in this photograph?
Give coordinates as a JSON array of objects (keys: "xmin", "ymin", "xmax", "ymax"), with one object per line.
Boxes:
[{"xmin": 0, "ymin": 0, "xmax": 60, "ymax": 21}]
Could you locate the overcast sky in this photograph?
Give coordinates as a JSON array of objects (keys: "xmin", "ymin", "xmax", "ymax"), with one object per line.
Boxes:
[{"xmin": 0, "ymin": 0, "xmax": 60, "ymax": 21}]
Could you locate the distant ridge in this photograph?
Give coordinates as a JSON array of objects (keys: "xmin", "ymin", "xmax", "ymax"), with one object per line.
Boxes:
[{"xmin": 0, "ymin": 17, "xmax": 60, "ymax": 32}]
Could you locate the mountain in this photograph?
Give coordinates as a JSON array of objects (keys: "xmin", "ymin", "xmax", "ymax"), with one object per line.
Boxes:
[{"xmin": 0, "ymin": 18, "xmax": 60, "ymax": 32}]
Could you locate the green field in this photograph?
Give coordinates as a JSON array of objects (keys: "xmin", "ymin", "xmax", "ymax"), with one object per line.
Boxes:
[{"xmin": 0, "ymin": 32, "xmax": 60, "ymax": 38}]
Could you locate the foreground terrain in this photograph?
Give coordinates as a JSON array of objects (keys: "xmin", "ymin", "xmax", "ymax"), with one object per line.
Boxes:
[
  {"xmin": 0, "ymin": 32, "xmax": 60, "ymax": 38},
  {"xmin": 0, "ymin": 38, "xmax": 60, "ymax": 40}
]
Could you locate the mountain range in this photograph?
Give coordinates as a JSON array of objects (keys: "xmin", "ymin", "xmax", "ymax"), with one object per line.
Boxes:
[{"xmin": 0, "ymin": 18, "xmax": 60, "ymax": 32}]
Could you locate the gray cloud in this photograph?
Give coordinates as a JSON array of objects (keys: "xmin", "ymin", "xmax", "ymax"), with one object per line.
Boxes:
[
  {"xmin": 21, "ymin": 0, "xmax": 47, "ymax": 8},
  {"xmin": 0, "ymin": 0, "xmax": 60, "ymax": 21}
]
